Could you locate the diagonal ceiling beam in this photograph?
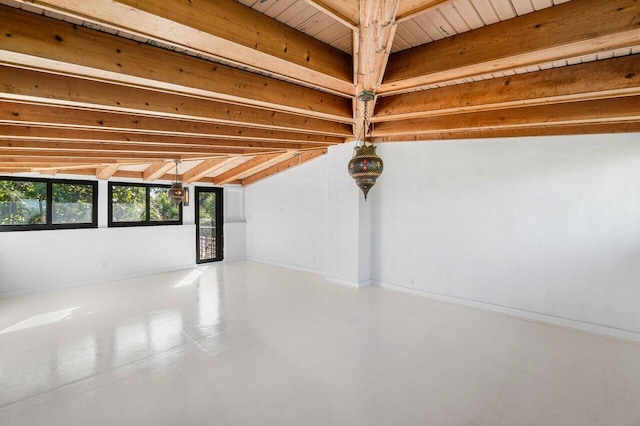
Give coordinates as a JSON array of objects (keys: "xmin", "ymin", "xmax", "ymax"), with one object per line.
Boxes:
[
  {"xmin": 375, "ymin": 55, "xmax": 640, "ymax": 121},
  {"xmin": 96, "ymin": 164, "xmax": 120, "ymax": 180},
  {"xmin": 0, "ymin": 6, "xmax": 352, "ymax": 122},
  {"xmin": 303, "ymin": 0, "xmax": 359, "ymax": 30},
  {"xmin": 242, "ymin": 149, "xmax": 328, "ymax": 186},
  {"xmin": 182, "ymin": 158, "xmax": 237, "ymax": 184},
  {"xmin": 143, "ymin": 162, "xmax": 174, "ymax": 181},
  {"xmin": 381, "ymin": 0, "xmax": 640, "ymax": 94},
  {"xmin": 395, "ymin": 0, "xmax": 448, "ymax": 22},
  {"xmin": 214, "ymin": 152, "xmax": 296, "ymax": 185},
  {"xmin": 17, "ymin": 0, "xmax": 353, "ymax": 95}
]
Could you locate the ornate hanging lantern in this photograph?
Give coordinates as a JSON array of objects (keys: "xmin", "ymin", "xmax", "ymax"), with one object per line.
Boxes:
[
  {"xmin": 168, "ymin": 159, "xmax": 185, "ymax": 204},
  {"xmin": 348, "ymin": 91, "xmax": 383, "ymax": 200}
]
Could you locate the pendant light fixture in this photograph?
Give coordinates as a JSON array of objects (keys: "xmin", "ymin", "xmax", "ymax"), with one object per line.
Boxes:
[
  {"xmin": 348, "ymin": 91, "xmax": 384, "ymax": 200},
  {"xmin": 168, "ymin": 159, "xmax": 185, "ymax": 204}
]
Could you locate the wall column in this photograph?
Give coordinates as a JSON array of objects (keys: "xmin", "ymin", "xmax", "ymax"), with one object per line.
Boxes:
[{"xmin": 326, "ymin": 142, "xmax": 372, "ymax": 288}]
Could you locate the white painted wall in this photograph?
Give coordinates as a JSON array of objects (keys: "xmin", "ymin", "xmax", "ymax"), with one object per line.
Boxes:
[
  {"xmin": 245, "ymin": 155, "xmax": 328, "ymax": 273},
  {"xmin": 0, "ymin": 225, "xmax": 195, "ymax": 295},
  {"xmin": 370, "ymin": 134, "xmax": 640, "ymax": 334},
  {"xmin": 0, "ymin": 176, "xmax": 246, "ymax": 295},
  {"xmin": 243, "ymin": 133, "xmax": 640, "ymax": 336}
]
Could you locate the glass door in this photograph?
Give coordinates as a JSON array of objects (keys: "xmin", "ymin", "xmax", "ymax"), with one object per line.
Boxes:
[{"xmin": 195, "ymin": 187, "xmax": 223, "ymax": 263}]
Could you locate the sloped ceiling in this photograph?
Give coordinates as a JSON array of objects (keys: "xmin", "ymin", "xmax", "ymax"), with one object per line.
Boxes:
[{"xmin": 0, "ymin": 0, "xmax": 639, "ymax": 184}]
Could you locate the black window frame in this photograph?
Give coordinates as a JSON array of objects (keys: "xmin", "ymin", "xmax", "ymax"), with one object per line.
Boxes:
[
  {"xmin": 0, "ymin": 176, "xmax": 98, "ymax": 232},
  {"xmin": 108, "ymin": 181, "xmax": 183, "ymax": 227}
]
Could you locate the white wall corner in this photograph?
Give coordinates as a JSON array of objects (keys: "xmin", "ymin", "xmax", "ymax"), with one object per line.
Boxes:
[{"xmin": 325, "ymin": 276, "xmax": 371, "ymax": 289}]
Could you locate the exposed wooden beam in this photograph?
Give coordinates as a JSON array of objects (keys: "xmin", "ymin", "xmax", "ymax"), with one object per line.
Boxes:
[
  {"xmin": 354, "ymin": 0, "xmax": 400, "ymax": 140},
  {"xmin": 20, "ymin": 0, "xmax": 353, "ymax": 94},
  {"xmin": 0, "ymin": 67, "xmax": 352, "ymax": 136},
  {"xmin": 0, "ymin": 150, "xmax": 230, "ymax": 161},
  {"xmin": 182, "ymin": 158, "xmax": 236, "ymax": 184},
  {"xmin": 0, "ymin": 102, "xmax": 346, "ymax": 145},
  {"xmin": 214, "ymin": 152, "xmax": 296, "ymax": 185},
  {"xmin": 0, "ymin": 139, "xmax": 280, "ymax": 158},
  {"xmin": 382, "ymin": 0, "xmax": 640, "ymax": 94},
  {"xmin": 372, "ymin": 96, "xmax": 640, "ymax": 137},
  {"xmin": 0, "ymin": 158, "xmax": 142, "ymax": 166},
  {"xmin": 375, "ymin": 122, "xmax": 640, "ymax": 142},
  {"xmin": 143, "ymin": 162, "xmax": 174, "ymax": 181},
  {"xmin": 375, "ymin": 55, "xmax": 640, "ymax": 121},
  {"xmin": 96, "ymin": 164, "xmax": 120, "ymax": 180},
  {"xmin": 303, "ymin": 0, "xmax": 359, "ymax": 30},
  {"xmin": 242, "ymin": 149, "xmax": 328, "ymax": 186},
  {"xmin": 395, "ymin": 0, "xmax": 448, "ymax": 22},
  {"xmin": 0, "ymin": 6, "xmax": 352, "ymax": 122},
  {"xmin": 0, "ymin": 125, "xmax": 335, "ymax": 151}
]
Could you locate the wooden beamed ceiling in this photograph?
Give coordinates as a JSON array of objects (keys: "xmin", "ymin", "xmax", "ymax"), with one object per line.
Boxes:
[{"xmin": 0, "ymin": 0, "xmax": 638, "ymax": 185}]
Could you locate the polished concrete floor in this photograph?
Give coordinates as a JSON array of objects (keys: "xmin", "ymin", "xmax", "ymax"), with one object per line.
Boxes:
[{"xmin": 1, "ymin": 261, "xmax": 639, "ymax": 425}]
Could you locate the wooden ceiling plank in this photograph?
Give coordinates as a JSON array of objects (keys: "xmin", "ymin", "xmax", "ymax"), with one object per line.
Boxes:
[
  {"xmin": 182, "ymin": 158, "xmax": 236, "ymax": 183},
  {"xmin": 382, "ymin": 0, "xmax": 640, "ymax": 94},
  {"xmin": 0, "ymin": 102, "xmax": 346, "ymax": 144},
  {"xmin": 372, "ymin": 96, "xmax": 640, "ymax": 137},
  {"xmin": 0, "ymin": 67, "xmax": 352, "ymax": 136},
  {"xmin": 375, "ymin": 55, "xmax": 640, "ymax": 121},
  {"xmin": 96, "ymin": 164, "xmax": 120, "ymax": 180},
  {"xmin": 143, "ymin": 162, "xmax": 175, "ymax": 181},
  {"xmin": 213, "ymin": 152, "xmax": 295, "ymax": 185},
  {"xmin": 20, "ymin": 0, "xmax": 353, "ymax": 94},
  {"xmin": 241, "ymin": 149, "xmax": 327, "ymax": 185},
  {"xmin": 0, "ymin": 6, "xmax": 352, "ymax": 122}
]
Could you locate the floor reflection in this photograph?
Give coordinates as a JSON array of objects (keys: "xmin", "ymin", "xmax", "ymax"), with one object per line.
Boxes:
[
  {"xmin": 115, "ymin": 318, "xmax": 149, "ymax": 366},
  {"xmin": 0, "ymin": 306, "xmax": 81, "ymax": 335},
  {"xmin": 57, "ymin": 334, "xmax": 97, "ymax": 383}
]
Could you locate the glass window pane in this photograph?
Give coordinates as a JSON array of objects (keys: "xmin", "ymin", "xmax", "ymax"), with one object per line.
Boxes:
[
  {"xmin": 52, "ymin": 183, "xmax": 94, "ymax": 224},
  {"xmin": 111, "ymin": 185, "xmax": 146, "ymax": 222},
  {"xmin": 0, "ymin": 180, "xmax": 47, "ymax": 225},
  {"xmin": 149, "ymin": 186, "xmax": 179, "ymax": 222}
]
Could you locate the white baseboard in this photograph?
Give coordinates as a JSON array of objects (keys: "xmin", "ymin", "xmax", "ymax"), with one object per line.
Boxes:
[
  {"xmin": 372, "ymin": 281, "xmax": 640, "ymax": 344},
  {"xmin": 325, "ymin": 277, "xmax": 371, "ymax": 289},
  {"xmin": 223, "ymin": 256, "xmax": 247, "ymax": 263},
  {"xmin": 0, "ymin": 264, "xmax": 198, "ymax": 298},
  {"xmin": 245, "ymin": 256, "xmax": 326, "ymax": 275}
]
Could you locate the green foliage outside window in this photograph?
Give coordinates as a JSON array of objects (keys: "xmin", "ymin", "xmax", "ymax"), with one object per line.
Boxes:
[
  {"xmin": 198, "ymin": 192, "xmax": 216, "ymax": 227},
  {"xmin": 0, "ymin": 177, "xmax": 97, "ymax": 230},
  {"xmin": 110, "ymin": 183, "xmax": 180, "ymax": 225},
  {"xmin": 0, "ymin": 180, "xmax": 47, "ymax": 225},
  {"xmin": 112, "ymin": 185, "xmax": 146, "ymax": 222},
  {"xmin": 150, "ymin": 187, "xmax": 179, "ymax": 221},
  {"xmin": 52, "ymin": 183, "xmax": 94, "ymax": 224}
]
